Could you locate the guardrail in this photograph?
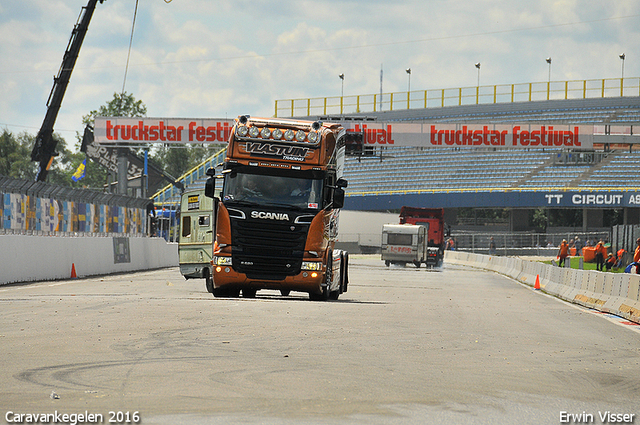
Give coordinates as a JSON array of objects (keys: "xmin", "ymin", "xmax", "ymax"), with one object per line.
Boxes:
[
  {"xmin": 275, "ymin": 77, "xmax": 640, "ymax": 118},
  {"xmin": 445, "ymin": 251, "xmax": 640, "ymax": 324}
]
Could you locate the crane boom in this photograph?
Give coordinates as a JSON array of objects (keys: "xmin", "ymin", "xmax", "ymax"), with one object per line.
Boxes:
[{"xmin": 31, "ymin": 0, "xmax": 105, "ymax": 181}]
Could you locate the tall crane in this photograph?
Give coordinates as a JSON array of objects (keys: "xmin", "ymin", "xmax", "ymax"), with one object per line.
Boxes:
[{"xmin": 30, "ymin": 0, "xmax": 106, "ymax": 181}]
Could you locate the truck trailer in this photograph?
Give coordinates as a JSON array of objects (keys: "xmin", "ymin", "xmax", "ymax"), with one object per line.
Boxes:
[
  {"xmin": 204, "ymin": 115, "xmax": 349, "ymax": 300},
  {"xmin": 178, "ymin": 188, "xmax": 218, "ymax": 293},
  {"xmin": 381, "ymin": 224, "xmax": 427, "ymax": 268}
]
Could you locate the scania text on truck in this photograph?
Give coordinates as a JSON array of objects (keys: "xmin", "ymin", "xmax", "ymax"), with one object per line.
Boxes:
[
  {"xmin": 399, "ymin": 207, "xmax": 446, "ymax": 267},
  {"xmin": 204, "ymin": 115, "xmax": 349, "ymax": 300}
]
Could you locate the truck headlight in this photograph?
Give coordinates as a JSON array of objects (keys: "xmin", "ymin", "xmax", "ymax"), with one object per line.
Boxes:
[
  {"xmin": 214, "ymin": 256, "xmax": 232, "ymax": 266},
  {"xmin": 237, "ymin": 125, "xmax": 248, "ymax": 137},
  {"xmin": 301, "ymin": 261, "xmax": 322, "ymax": 271}
]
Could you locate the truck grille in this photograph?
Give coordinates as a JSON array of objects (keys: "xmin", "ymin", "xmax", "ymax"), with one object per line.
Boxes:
[{"xmin": 230, "ymin": 217, "xmax": 309, "ymax": 280}]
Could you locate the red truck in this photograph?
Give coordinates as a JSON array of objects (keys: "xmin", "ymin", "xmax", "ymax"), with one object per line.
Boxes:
[{"xmin": 399, "ymin": 207, "xmax": 446, "ymax": 267}]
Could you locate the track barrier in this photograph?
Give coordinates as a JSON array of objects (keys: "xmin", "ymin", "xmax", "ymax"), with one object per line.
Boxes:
[
  {"xmin": 0, "ymin": 234, "xmax": 178, "ymax": 285},
  {"xmin": 445, "ymin": 251, "xmax": 640, "ymax": 325}
]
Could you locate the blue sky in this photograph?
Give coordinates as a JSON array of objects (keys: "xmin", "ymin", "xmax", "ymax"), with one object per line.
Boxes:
[{"xmin": 1, "ymin": 0, "xmax": 638, "ymax": 145}]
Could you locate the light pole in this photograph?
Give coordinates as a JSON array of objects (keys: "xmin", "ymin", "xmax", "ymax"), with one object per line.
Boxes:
[
  {"xmin": 406, "ymin": 68, "xmax": 411, "ymax": 92},
  {"xmin": 619, "ymin": 53, "xmax": 625, "ymax": 79},
  {"xmin": 546, "ymin": 57, "xmax": 552, "ymax": 82},
  {"xmin": 406, "ymin": 68, "xmax": 411, "ymax": 109},
  {"xmin": 475, "ymin": 62, "xmax": 481, "ymax": 87},
  {"xmin": 338, "ymin": 73, "xmax": 344, "ymax": 98}
]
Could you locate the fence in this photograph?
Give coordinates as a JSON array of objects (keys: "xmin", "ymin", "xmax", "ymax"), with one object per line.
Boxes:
[
  {"xmin": 275, "ymin": 77, "xmax": 640, "ymax": 117},
  {"xmin": 1, "ymin": 175, "xmax": 152, "ymax": 237},
  {"xmin": 451, "ymin": 232, "xmax": 611, "ymax": 257},
  {"xmin": 342, "ymin": 230, "xmax": 612, "ymax": 256},
  {"xmin": 611, "ymin": 224, "xmax": 640, "ymax": 256}
]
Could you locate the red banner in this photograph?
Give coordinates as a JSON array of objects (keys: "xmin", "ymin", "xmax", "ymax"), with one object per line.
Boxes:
[
  {"xmin": 94, "ymin": 117, "xmax": 234, "ymax": 144},
  {"xmin": 342, "ymin": 123, "xmax": 595, "ymax": 149}
]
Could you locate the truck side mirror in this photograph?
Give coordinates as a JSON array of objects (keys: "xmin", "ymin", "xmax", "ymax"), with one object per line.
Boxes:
[
  {"xmin": 332, "ymin": 188, "xmax": 345, "ymax": 209},
  {"xmin": 336, "ymin": 178, "xmax": 348, "ymax": 188},
  {"xmin": 204, "ymin": 177, "xmax": 216, "ymax": 198}
]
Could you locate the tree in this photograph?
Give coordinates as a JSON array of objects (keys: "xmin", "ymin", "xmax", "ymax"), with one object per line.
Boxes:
[
  {"xmin": 82, "ymin": 91, "xmax": 147, "ymax": 127},
  {"xmin": 0, "ymin": 130, "xmax": 37, "ymax": 180}
]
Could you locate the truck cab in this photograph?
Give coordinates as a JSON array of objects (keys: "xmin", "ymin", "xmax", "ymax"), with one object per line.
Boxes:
[{"xmin": 204, "ymin": 115, "xmax": 349, "ymax": 300}]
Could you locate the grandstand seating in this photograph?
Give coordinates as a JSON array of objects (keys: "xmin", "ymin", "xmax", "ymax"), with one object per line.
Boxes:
[
  {"xmin": 344, "ymin": 148, "xmax": 640, "ymax": 193},
  {"xmin": 153, "ymin": 96, "xmax": 640, "ymax": 207}
]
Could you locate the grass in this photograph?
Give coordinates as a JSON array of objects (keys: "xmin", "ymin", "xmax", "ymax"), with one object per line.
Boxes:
[{"xmin": 540, "ymin": 256, "xmax": 625, "ymax": 273}]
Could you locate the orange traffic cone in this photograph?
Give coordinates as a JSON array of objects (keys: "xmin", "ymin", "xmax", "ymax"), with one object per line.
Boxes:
[
  {"xmin": 534, "ymin": 274, "xmax": 540, "ymax": 290},
  {"xmin": 71, "ymin": 263, "xmax": 78, "ymax": 279}
]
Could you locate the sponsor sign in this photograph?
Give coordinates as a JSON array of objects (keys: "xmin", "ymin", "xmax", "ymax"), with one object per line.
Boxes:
[
  {"xmin": 95, "ymin": 117, "xmax": 234, "ymax": 144},
  {"xmin": 85, "ymin": 142, "xmax": 142, "ymax": 177},
  {"xmin": 346, "ymin": 190, "xmax": 640, "ymax": 210},
  {"xmin": 187, "ymin": 195, "xmax": 200, "ymax": 210},
  {"xmin": 387, "ymin": 246, "xmax": 413, "ymax": 254},
  {"xmin": 544, "ymin": 192, "xmax": 640, "ymax": 207},
  {"xmin": 342, "ymin": 123, "xmax": 595, "ymax": 149},
  {"xmin": 96, "ymin": 118, "xmax": 640, "ymax": 150},
  {"xmin": 242, "ymin": 141, "xmax": 309, "ymax": 161}
]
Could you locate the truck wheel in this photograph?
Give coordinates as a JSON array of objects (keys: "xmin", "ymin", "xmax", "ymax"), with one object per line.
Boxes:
[
  {"xmin": 413, "ymin": 261, "xmax": 421, "ymax": 268},
  {"xmin": 242, "ymin": 288, "xmax": 257, "ymax": 298},
  {"xmin": 213, "ymin": 286, "xmax": 240, "ymax": 298},
  {"xmin": 205, "ymin": 271, "xmax": 214, "ymax": 294},
  {"xmin": 280, "ymin": 289, "xmax": 291, "ymax": 296},
  {"xmin": 309, "ymin": 289, "xmax": 328, "ymax": 301},
  {"xmin": 385, "ymin": 260, "xmax": 390, "ymax": 267},
  {"xmin": 341, "ymin": 253, "xmax": 349, "ymax": 293}
]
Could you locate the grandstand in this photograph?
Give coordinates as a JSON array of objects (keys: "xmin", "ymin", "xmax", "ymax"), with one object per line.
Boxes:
[
  {"xmin": 343, "ymin": 147, "xmax": 640, "ymax": 194},
  {"xmin": 153, "ymin": 90, "xmax": 640, "ymax": 231},
  {"xmin": 316, "ymin": 97, "xmax": 636, "ymax": 198}
]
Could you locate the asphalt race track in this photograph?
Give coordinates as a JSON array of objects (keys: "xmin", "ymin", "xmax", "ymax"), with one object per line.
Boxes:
[{"xmin": 1, "ymin": 255, "xmax": 639, "ymax": 425}]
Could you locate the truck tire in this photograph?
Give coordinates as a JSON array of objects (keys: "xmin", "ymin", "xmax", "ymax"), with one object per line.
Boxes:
[
  {"xmin": 342, "ymin": 253, "xmax": 349, "ymax": 293},
  {"xmin": 413, "ymin": 260, "xmax": 421, "ymax": 268},
  {"xmin": 309, "ymin": 288, "xmax": 328, "ymax": 301},
  {"xmin": 329, "ymin": 251, "xmax": 342, "ymax": 300},
  {"xmin": 242, "ymin": 288, "xmax": 257, "ymax": 298},
  {"xmin": 213, "ymin": 286, "xmax": 240, "ymax": 298},
  {"xmin": 205, "ymin": 270, "xmax": 214, "ymax": 294},
  {"xmin": 310, "ymin": 251, "xmax": 332, "ymax": 301},
  {"xmin": 385, "ymin": 260, "xmax": 390, "ymax": 267}
]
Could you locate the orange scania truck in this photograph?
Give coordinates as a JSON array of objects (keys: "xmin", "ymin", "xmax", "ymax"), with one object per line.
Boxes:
[{"xmin": 204, "ymin": 115, "xmax": 349, "ymax": 300}]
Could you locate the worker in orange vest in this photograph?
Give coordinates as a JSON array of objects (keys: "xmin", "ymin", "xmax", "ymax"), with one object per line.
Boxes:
[
  {"xmin": 634, "ymin": 238, "xmax": 640, "ymax": 274},
  {"xmin": 557, "ymin": 239, "xmax": 569, "ymax": 267},
  {"xmin": 595, "ymin": 239, "xmax": 606, "ymax": 271}
]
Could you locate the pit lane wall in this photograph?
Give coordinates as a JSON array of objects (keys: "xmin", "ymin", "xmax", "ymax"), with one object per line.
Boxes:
[
  {"xmin": 445, "ymin": 251, "xmax": 640, "ymax": 325},
  {"xmin": 0, "ymin": 234, "xmax": 178, "ymax": 285}
]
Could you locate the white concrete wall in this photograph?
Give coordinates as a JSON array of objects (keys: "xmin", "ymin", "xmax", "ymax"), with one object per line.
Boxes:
[
  {"xmin": 445, "ymin": 251, "xmax": 640, "ymax": 325},
  {"xmin": 0, "ymin": 235, "xmax": 178, "ymax": 285},
  {"xmin": 339, "ymin": 210, "xmax": 399, "ymax": 247}
]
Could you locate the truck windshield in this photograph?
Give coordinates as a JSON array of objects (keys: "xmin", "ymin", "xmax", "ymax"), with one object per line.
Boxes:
[{"xmin": 223, "ymin": 171, "xmax": 323, "ymax": 210}]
